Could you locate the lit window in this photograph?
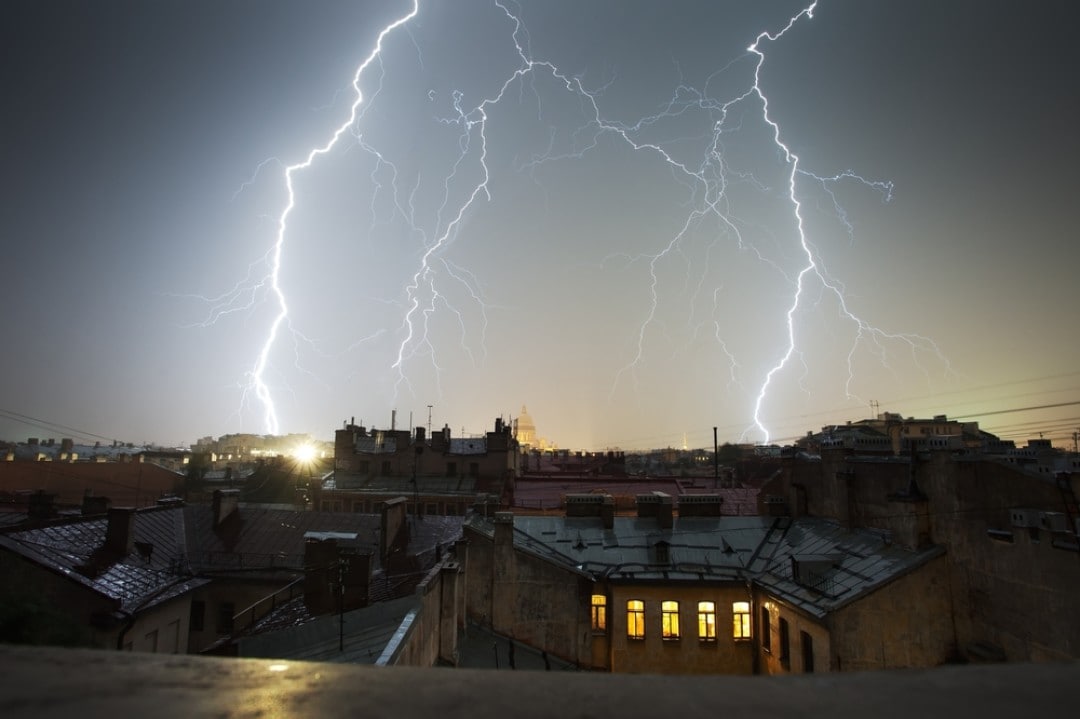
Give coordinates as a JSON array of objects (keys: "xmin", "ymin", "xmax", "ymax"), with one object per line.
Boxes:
[
  {"xmin": 662, "ymin": 600, "xmax": 680, "ymax": 640},
  {"xmin": 627, "ymin": 600, "xmax": 645, "ymax": 639},
  {"xmin": 732, "ymin": 601, "xmax": 751, "ymax": 640},
  {"xmin": 591, "ymin": 594, "xmax": 607, "ymax": 632},
  {"xmin": 697, "ymin": 601, "xmax": 716, "ymax": 641}
]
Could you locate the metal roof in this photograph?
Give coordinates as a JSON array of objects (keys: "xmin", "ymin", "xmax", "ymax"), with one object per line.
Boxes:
[
  {"xmin": 467, "ymin": 514, "xmax": 943, "ymax": 615},
  {"xmin": 0, "ymin": 506, "xmax": 205, "ymax": 612}
]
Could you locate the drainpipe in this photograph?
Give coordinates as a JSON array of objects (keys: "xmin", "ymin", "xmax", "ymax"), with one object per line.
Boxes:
[{"xmin": 115, "ymin": 610, "xmax": 136, "ymax": 651}]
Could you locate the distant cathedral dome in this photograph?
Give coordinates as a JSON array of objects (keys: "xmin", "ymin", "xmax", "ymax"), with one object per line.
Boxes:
[{"xmin": 515, "ymin": 405, "xmax": 537, "ymax": 447}]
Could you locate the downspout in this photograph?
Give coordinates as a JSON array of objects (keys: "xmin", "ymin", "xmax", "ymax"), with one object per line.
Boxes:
[{"xmin": 115, "ymin": 610, "xmax": 136, "ymax": 651}]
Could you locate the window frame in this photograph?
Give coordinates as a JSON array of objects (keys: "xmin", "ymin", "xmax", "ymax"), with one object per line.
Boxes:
[
  {"xmin": 761, "ymin": 606, "xmax": 772, "ymax": 652},
  {"xmin": 591, "ymin": 594, "xmax": 607, "ymax": 633},
  {"xmin": 661, "ymin": 600, "xmax": 681, "ymax": 641},
  {"xmin": 697, "ymin": 601, "xmax": 717, "ymax": 642},
  {"xmin": 732, "ymin": 601, "xmax": 751, "ymax": 641},
  {"xmin": 627, "ymin": 599, "xmax": 646, "ymax": 640}
]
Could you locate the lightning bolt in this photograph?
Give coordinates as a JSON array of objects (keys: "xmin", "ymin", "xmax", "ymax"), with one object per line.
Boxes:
[
  {"xmin": 213, "ymin": 0, "xmax": 949, "ymax": 445},
  {"xmin": 739, "ymin": 3, "xmax": 948, "ymax": 442},
  {"xmin": 246, "ymin": 1, "xmax": 420, "ymax": 434}
]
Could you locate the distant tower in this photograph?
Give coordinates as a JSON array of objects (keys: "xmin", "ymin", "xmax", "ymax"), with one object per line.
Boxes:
[{"xmin": 514, "ymin": 405, "xmax": 537, "ymax": 448}]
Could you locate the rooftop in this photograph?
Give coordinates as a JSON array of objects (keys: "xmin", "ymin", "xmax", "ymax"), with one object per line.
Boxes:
[{"xmin": 467, "ymin": 514, "xmax": 942, "ymax": 614}]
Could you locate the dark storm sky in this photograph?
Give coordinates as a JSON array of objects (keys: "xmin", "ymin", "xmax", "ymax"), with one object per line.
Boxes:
[{"xmin": 2, "ymin": 1, "xmax": 1078, "ymax": 449}]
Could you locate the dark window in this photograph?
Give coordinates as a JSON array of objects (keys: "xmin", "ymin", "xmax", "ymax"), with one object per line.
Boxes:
[
  {"xmin": 426, "ymin": 503, "xmax": 438, "ymax": 516},
  {"xmin": 779, "ymin": 618, "xmax": 790, "ymax": 667},
  {"xmin": 217, "ymin": 602, "xmax": 235, "ymax": 634},
  {"xmin": 761, "ymin": 607, "xmax": 771, "ymax": 651},
  {"xmin": 469, "ymin": 462, "xmax": 480, "ymax": 478},
  {"xmin": 381, "ymin": 460, "xmax": 392, "ymax": 476},
  {"xmin": 358, "ymin": 460, "xmax": 370, "ymax": 474},
  {"xmin": 189, "ymin": 600, "xmax": 205, "ymax": 632},
  {"xmin": 446, "ymin": 461, "xmax": 457, "ymax": 477},
  {"xmin": 801, "ymin": 631, "xmax": 814, "ymax": 673}
]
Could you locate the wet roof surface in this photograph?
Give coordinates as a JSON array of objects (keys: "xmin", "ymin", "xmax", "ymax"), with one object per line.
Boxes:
[{"xmin": 468, "ymin": 514, "xmax": 942, "ymax": 615}]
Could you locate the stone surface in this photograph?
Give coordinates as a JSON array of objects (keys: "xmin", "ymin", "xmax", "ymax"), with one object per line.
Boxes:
[{"xmin": 0, "ymin": 645, "xmax": 1076, "ymax": 718}]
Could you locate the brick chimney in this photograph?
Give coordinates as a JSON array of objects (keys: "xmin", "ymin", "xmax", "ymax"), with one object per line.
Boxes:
[
  {"xmin": 636, "ymin": 492, "xmax": 672, "ymax": 529},
  {"xmin": 303, "ymin": 534, "xmax": 371, "ymax": 614},
  {"xmin": 566, "ymin": 493, "xmax": 616, "ymax": 529},
  {"xmin": 380, "ymin": 497, "xmax": 408, "ymax": 564},
  {"xmin": 27, "ymin": 490, "xmax": 56, "ymax": 520},
  {"xmin": 678, "ymin": 494, "xmax": 723, "ymax": 517},
  {"xmin": 492, "ymin": 512, "xmax": 517, "ymax": 633},
  {"xmin": 82, "ymin": 493, "xmax": 111, "ymax": 516},
  {"xmin": 212, "ymin": 489, "xmax": 240, "ymax": 528},
  {"xmin": 105, "ymin": 507, "xmax": 136, "ymax": 555}
]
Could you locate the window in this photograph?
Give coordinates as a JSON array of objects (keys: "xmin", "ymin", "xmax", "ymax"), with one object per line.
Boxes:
[
  {"xmin": 381, "ymin": 460, "xmax": 392, "ymax": 476},
  {"xmin": 779, "ymin": 617, "xmax": 790, "ymax": 667},
  {"xmin": 469, "ymin": 462, "xmax": 480, "ymax": 478},
  {"xmin": 661, "ymin": 601, "xmax": 680, "ymax": 641},
  {"xmin": 627, "ymin": 600, "xmax": 645, "ymax": 639},
  {"xmin": 761, "ymin": 607, "xmax": 771, "ymax": 651},
  {"xmin": 446, "ymin": 461, "xmax": 457, "ymax": 477},
  {"xmin": 732, "ymin": 601, "xmax": 751, "ymax": 640},
  {"xmin": 591, "ymin": 594, "xmax": 607, "ymax": 632},
  {"xmin": 801, "ymin": 631, "xmax": 814, "ymax": 673},
  {"xmin": 190, "ymin": 600, "xmax": 205, "ymax": 632},
  {"xmin": 217, "ymin": 602, "xmax": 235, "ymax": 635},
  {"xmin": 358, "ymin": 460, "xmax": 370, "ymax": 474},
  {"xmin": 697, "ymin": 601, "xmax": 716, "ymax": 641}
]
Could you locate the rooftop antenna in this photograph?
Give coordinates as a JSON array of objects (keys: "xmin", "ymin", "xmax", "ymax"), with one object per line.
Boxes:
[
  {"xmin": 427, "ymin": 405, "xmax": 433, "ymax": 437},
  {"xmin": 869, "ymin": 400, "xmax": 880, "ymax": 417}
]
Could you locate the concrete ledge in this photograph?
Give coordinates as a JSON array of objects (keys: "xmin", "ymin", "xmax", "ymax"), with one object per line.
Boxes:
[{"xmin": 0, "ymin": 645, "xmax": 1077, "ymax": 718}]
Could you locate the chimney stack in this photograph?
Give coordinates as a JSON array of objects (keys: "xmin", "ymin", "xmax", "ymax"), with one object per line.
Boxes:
[
  {"xmin": 212, "ymin": 489, "xmax": 240, "ymax": 528},
  {"xmin": 636, "ymin": 492, "xmax": 673, "ymax": 528},
  {"xmin": 565, "ymin": 493, "xmax": 616, "ymax": 528},
  {"xmin": 105, "ymin": 507, "xmax": 136, "ymax": 555},
  {"xmin": 82, "ymin": 492, "xmax": 110, "ymax": 516},
  {"xmin": 678, "ymin": 494, "xmax": 724, "ymax": 518},
  {"xmin": 380, "ymin": 497, "xmax": 408, "ymax": 564}
]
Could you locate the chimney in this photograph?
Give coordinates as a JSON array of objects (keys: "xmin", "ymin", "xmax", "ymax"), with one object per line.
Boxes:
[
  {"xmin": 82, "ymin": 492, "xmax": 111, "ymax": 516},
  {"xmin": 636, "ymin": 492, "xmax": 672, "ymax": 528},
  {"xmin": 212, "ymin": 489, "xmax": 240, "ymax": 528},
  {"xmin": 415, "ymin": 426, "xmax": 426, "ymax": 443},
  {"xmin": 105, "ymin": 507, "xmax": 136, "ymax": 555},
  {"xmin": 678, "ymin": 494, "xmax": 723, "ymax": 517},
  {"xmin": 27, "ymin": 490, "xmax": 57, "ymax": 519},
  {"xmin": 380, "ymin": 497, "xmax": 408, "ymax": 564},
  {"xmin": 600, "ymin": 496, "xmax": 616, "ymax": 530},
  {"xmin": 302, "ymin": 533, "xmax": 372, "ymax": 614}
]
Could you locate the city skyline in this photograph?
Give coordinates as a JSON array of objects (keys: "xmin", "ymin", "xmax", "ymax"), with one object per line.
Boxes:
[{"xmin": 3, "ymin": 1, "xmax": 1078, "ymax": 450}]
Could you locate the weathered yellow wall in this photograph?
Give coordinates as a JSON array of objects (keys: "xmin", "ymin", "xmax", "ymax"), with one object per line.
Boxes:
[
  {"xmin": 606, "ymin": 584, "xmax": 754, "ymax": 675},
  {"xmin": 828, "ymin": 554, "xmax": 954, "ymax": 671},
  {"xmin": 754, "ymin": 591, "xmax": 831, "ymax": 675}
]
